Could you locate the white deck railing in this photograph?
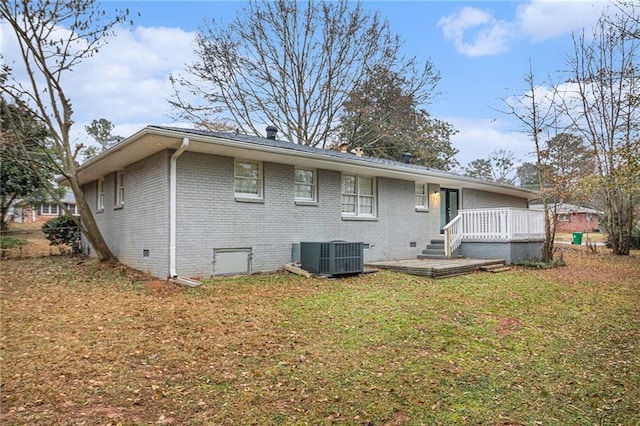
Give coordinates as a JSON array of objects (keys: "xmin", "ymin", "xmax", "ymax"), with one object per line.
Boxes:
[{"xmin": 443, "ymin": 208, "xmax": 545, "ymax": 258}]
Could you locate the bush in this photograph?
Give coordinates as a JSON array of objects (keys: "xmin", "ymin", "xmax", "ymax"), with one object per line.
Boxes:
[
  {"xmin": 42, "ymin": 216, "xmax": 79, "ymax": 248},
  {"xmin": 0, "ymin": 236, "xmax": 28, "ymax": 249}
]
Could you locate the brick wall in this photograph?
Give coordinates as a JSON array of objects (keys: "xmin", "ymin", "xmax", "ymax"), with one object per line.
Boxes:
[
  {"xmin": 174, "ymin": 152, "xmax": 439, "ymax": 277},
  {"xmin": 555, "ymin": 212, "xmax": 600, "ymax": 233},
  {"xmin": 83, "ymin": 150, "xmax": 170, "ymax": 277},
  {"xmin": 82, "ymin": 148, "xmax": 533, "ymax": 279}
]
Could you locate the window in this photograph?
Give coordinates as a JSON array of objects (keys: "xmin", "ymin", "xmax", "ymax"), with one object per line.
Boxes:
[
  {"xmin": 586, "ymin": 213, "xmax": 593, "ymax": 222},
  {"xmin": 40, "ymin": 203, "xmax": 59, "ymax": 215},
  {"xmin": 415, "ymin": 183, "xmax": 429, "ymax": 210},
  {"xmin": 97, "ymin": 178, "xmax": 104, "ymax": 210},
  {"xmin": 559, "ymin": 213, "xmax": 570, "ymax": 222},
  {"xmin": 234, "ymin": 159, "xmax": 262, "ymax": 198},
  {"xmin": 341, "ymin": 174, "xmax": 376, "ymax": 217},
  {"xmin": 295, "ymin": 168, "xmax": 316, "ymax": 202},
  {"xmin": 115, "ymin": 171, "xmax": 124, "ymax": 206}
]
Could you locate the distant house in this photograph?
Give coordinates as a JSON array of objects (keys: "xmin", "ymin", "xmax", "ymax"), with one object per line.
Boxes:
[
  {"xmin": 10, "ymin": 191, "xmax": 77, "ymax": 224},
  {"xmin": 531, "ymin": 203, "xmax": 602, "ymax": 233},
  {"xmin": 74, "ymin": 125, "xmax": 544, "ymax": 279}
]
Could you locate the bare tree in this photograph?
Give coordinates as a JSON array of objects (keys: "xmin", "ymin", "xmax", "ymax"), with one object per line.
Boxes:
[
  {"xmin": 539, "ymin": 133, "xmax": 595, "ymax": 205},
  {"xmin": 170, "ymin": 0, "xmax": 434, "ymax": 147},
  {"xmin": 1, "ymin": 0, "xmax": 130, "ymax": 261},
  {"xmin": 559, "ymin": 10, "xmax": 639, "ymax": 255},
  {"xmin": 501, "ymin": 61, "xmax": 559, "ymax": 262}
]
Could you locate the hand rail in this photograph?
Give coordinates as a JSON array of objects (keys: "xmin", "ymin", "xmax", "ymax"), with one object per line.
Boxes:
[
  {"xmin": 442, "ymin": 208, "xmax": 545, "ymax": 257},
  {"xmin": 443, "ymin": 214, "xmax": 463, "ymax": 258}
]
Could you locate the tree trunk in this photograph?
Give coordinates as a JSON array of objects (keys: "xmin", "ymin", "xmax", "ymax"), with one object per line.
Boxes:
[
  {"xmin": 67, "ymin": 176, "xmax": 115, "ymax": 262},
  {"xmin": 541, "ymin": 197, "xmax": 554, "ymax": 262},
  {"xmin": 1, "ymin": 194, "xmax": 18, "ymax": 231}
]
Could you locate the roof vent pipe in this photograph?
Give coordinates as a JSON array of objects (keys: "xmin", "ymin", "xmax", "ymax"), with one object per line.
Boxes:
[
  {"xmin": 266, "ymin": 126, "xmax": 278, "ymax": 140},
  {"xmin": 402, "ymin": 152, "xmax": 413, "ymax": 164}
]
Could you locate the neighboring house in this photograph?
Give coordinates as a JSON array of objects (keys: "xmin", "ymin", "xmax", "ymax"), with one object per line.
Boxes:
[
  {"xmin": 75, "ymin": 125, "xmax": 543, "ymax": 279},
  {"xmin": 530, "ymin": 203, "xmax": 601, "ymax": 233},
  {"xmin": 10, "ymin": 191, "xmax": 77, "ymax": 224}
]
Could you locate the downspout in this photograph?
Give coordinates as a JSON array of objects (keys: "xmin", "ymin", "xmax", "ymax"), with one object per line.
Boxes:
[{"xmin": 169, "ymin": 137, "xmax": 189, "ymax": 278}]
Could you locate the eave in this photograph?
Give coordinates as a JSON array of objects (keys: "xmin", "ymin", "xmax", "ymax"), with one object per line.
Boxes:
[{"xmin": 76, "ymin": 126, "xmax": 539, "ymax": 200}]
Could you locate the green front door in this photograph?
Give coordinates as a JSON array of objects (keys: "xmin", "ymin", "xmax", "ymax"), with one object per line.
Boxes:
[{"xmin": 440, "ymin": 188, "xmax": 459, "ymax": 232}]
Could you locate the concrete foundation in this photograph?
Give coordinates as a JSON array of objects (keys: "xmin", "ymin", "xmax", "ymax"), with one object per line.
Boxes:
[{"xmin": 459, "ymin": 240, "xmax": 544, "ymax": 265}]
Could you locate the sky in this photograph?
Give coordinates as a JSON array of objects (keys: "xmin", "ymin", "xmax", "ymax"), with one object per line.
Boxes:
[{"xmin": 1, "ymin": 0, "xmax": 612, "ymax": 167}]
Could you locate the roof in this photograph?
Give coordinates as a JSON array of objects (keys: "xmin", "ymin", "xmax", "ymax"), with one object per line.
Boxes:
[
  {"xmin": 530, "ymin": 203, "xmax": 602, "ymax": 215},
  {"xmin": 76, "ymin": 125, "xmax": 538, "ymax": 200}
]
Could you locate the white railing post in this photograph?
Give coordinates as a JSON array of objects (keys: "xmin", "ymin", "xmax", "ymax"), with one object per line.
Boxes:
[
  {"xmin": 447, "ymin": 207, "xmax": 545, "ymax": 244},
  {"xmin": 445, "ymin": 227, "xmax": 451, "ymax": 258}
]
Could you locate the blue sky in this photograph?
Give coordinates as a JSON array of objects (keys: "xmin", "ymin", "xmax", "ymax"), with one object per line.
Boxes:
[{"xmin": 2, "ymin": 0, "xmax": 610, "ymax": 166}]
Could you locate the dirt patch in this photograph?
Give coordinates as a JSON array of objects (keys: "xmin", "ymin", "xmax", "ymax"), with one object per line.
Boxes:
[
  {"xmin": 144, "ymin": 279, "xmax": 183, "ymax": 296},
  {"xmin": 496, "ymin": 316, "xmax": 523, "ymax": 337}
]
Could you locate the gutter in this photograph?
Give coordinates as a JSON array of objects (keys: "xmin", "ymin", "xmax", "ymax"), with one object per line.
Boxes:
[{"xmin": 169, "ymin": 137, "xmax": 189, "ymax": 278}]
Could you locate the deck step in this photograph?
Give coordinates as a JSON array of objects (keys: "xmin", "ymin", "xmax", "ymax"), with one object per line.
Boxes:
[
  {"xmin": 420, "ymin": 248, "xmax": 446, "ymax": 256},
  {"xmin": 426, "ymin": 243, "xmax": 444, "ymax": 250},
  {"xmin": 479, "ymin": 263, "xmax": 511, "ymax": 273},
  {"xmin": 419, "ymin": 239, "xmax": 446, "ymax": 259},
  {"xmin": 417, "ymin": 254, "xmax": 447, "ymax": 260}
]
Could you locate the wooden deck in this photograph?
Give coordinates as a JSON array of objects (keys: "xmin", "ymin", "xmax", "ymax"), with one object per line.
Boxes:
[{"xmin": 365, "ymin": 258, "xmax": 507, "ymax": 279}]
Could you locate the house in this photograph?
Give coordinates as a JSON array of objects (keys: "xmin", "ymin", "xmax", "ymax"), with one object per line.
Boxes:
[
  {"xmin": 530, "ymin": 203, "xmax": 601, "ymax": 233},
  {"xmin": 75, "ymin": 125, "xmax": 543, "ymax": 279},
  {"xmin": 10, "ymin": 191, "xmax": 77, "ymax": 224}
]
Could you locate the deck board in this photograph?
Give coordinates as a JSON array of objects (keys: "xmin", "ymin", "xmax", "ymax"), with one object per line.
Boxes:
[{"xmin": 365, "ymin": 258, "xmax": 506, "ymax": 278}]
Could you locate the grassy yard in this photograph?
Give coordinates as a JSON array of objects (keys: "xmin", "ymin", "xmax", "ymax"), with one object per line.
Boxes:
[
  {"xmin": 1, "ymin": 249, "xmax": 639, "ymax": 425},
  {"xmin": 554, "ymin": 232, "xmax": 608, "ymax": 244}
]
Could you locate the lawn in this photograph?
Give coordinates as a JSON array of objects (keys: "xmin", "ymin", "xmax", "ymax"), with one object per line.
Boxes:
[{"xmin": 1, "ymin": 249, "xmax": 639, "ymax": 425}]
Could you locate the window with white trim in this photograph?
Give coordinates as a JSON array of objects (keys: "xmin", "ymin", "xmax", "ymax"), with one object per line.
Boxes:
[
  {"xmin": 97, "ymin": 178, "xmax": 104, "ymax": 210},
  {"xmin": 294, "ymin": 168, "xmax": 316, "ymax": 202},
  {"xmin": 40, "ymin": 203, "xmax": 59, "ymax": 215},
  {"xmin": 341, "ymin": 174, "xmax": 376, "ymax": 217},
  {"xmin": 415, "ymin": 183, "xmax": 428, "ymax": 210},
  {"xmin": 66, "ymin": 203, "xmax": 77, "ymax": 215},
  {"xmin": 234, "ymin": 159, "xmax": 262, "ymax": 198},
  {"xmin": 115, "ymin": 170, "xmax": 124, "ymax": 206}
]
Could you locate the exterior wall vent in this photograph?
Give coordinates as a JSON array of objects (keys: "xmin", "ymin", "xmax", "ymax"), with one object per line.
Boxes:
[
  {"xmin": 213, "ymin": 248, "xmax": 252, "ymax": 276},
  {"xmin": 300, "ymin": 241, "xmax": 364, "ymax": 276}
]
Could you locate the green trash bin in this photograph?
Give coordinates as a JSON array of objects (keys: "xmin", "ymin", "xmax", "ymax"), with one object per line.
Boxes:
[{"xmin": 572, "ymin": 232, "xmax": 583, "ymax": 245}]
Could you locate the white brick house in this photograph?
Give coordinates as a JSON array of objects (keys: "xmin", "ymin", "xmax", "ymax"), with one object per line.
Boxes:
[{"xmin": 76, "ymin": 126, "xmax": 540, "ymax": 279}]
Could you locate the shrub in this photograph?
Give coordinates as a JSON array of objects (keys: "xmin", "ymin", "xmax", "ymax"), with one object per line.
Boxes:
[{"xmin": 42, "ymin": 216, "xmax": 79, "ymax": 248}]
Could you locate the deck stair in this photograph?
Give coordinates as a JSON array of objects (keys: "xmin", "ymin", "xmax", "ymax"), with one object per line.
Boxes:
[
  {"xmin": 479, "ymin": 263, "xmax": 512, "ymax": 273},
  {"xmin": 417, "ymin": 239, "xmax": 447, "ymax": 259}
]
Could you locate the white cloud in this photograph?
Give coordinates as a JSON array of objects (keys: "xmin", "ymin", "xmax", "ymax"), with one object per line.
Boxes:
[
  {"xmin": 516, "ymin": 0, "xmax": 606, "ymax": 42},
  {"xmin": 68, "ymin": 25, "xmax": 197, "ymax": 124},
  {"xmin": 438, "ymin": 7, "xmax": 515, "ymax": 57},
  {"xmin": 1, "ymin": 21, "xmax": 197, "ymax": 145},
  {"xmin": 439, "ymin": 0, "xmax": 610, "ymax": 57},
  {"xmin": 443, "ymin": 116, "xmax": 535, "ymax": 166}
]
